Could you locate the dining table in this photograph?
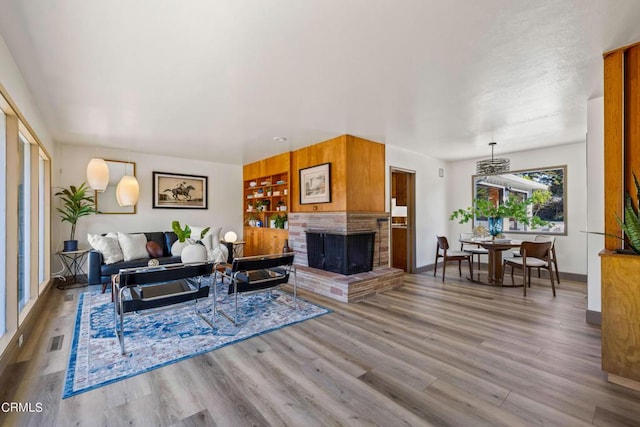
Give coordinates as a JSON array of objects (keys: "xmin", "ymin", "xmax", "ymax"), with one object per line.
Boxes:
[{"xmin": 459, "ymin": 238, "xmax": 523, "ymax": 285}]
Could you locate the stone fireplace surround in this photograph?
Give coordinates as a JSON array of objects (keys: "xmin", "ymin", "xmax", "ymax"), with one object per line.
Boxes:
[{"xmin": 287, "ymin": 212, "xmax": 404, "ymax": 302}]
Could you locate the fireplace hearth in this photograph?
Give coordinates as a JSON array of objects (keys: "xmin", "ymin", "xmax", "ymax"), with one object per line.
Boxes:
[{"xmin": 305, "ymin": 230, "xmax": 375, "ymax": 275}]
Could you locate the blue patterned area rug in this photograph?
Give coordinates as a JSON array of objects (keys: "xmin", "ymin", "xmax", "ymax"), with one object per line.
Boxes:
[{"xmin": 63, "ymin": 283, "xmax": 330, "ymax": 398}]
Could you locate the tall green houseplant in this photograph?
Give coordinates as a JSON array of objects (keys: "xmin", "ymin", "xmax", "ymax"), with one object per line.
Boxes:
[
  {"xmin": 55, "ymin": 182, "xmax": 96, "ymax": 250},
  {"xmin": 620, "ymin": 173, "xmax": 640, "ymax": 253}
]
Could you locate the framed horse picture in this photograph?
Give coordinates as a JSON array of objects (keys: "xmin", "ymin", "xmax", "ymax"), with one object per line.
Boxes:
[{"xmin": 152, "ymin": 171, "xmax": 208, "ymax": 209}]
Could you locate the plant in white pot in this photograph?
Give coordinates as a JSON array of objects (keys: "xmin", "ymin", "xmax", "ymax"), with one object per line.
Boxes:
[
  {"xmin": 171, "ymin": 221, "xmax": 211, "ymax": 262},
  {"xmin": 55, "ymin": 182, "xmax": 96, "ymax": 251}
]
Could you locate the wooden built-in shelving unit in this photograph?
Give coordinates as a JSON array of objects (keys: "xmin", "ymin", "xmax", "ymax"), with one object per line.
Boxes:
[{"xmin": 242, "ymin": 152, "xmax": 291, "ymax": 256}]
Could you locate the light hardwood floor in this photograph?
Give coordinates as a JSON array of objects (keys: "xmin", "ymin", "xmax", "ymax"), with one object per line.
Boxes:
[{"xmin": 2, "ymin": 272, "xmax": 640, "ymax": 426}]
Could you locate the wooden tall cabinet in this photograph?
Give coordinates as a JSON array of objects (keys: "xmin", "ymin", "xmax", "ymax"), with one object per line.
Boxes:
[
  {"xmin": 243, "ymin": 153, "xmax": 290, "ymax": 256},
  {"xmin": 601, "ymin": 41, "xmax": 640, "ymax": 390}
]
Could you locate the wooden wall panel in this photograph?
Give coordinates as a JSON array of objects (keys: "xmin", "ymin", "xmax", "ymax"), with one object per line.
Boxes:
[
  {"xmin": 345, "ymin": 135, "xmax": 385, "ymax": 212},
  {"xmin": 243, "ymin": 152, "xmax": 291, "ymax": 180},
  {"xmin": 604, "ymin": 50, "xmax": 624, "ymax": 250},
  {"xmin": 601, "ymin": 252, "xmax": 640, "ymax": 382},
  {"xmin": 625, "ymin": 46, "xmax": 640, "ymax": 200},
  {"xmin": 291, "ymin": 135, "xmax": 348, "ymax": 212}
]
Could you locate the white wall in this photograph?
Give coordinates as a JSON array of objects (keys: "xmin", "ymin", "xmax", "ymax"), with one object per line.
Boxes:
[
  {"xmin": 0, "ymin": 36, "xmax": 54, "ymax": 155},
  {"xmin": 447, "ymin": 142, "xmax": 588, "ymax": 275},
  {"xmin": 586, "ymin": 97, "xmax": 604, "ymax": 312},
  {"xmin": 386, "ymin": 145, "xmax": 449, "ymax": 269},
  {"xmin": 54, "ymin": 144, "xmax": 243, "ymax": 258}
]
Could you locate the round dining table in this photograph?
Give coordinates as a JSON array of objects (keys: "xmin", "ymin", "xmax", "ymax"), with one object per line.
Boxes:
[{"xmin": 459, "ymin": 238, "xmax": 523, "ymax": 285}]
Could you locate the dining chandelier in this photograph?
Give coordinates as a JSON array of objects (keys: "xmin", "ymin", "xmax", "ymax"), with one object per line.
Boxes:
[{"xmin": 476, "ymin": 142, "xmax": 510, "ymax": 175}]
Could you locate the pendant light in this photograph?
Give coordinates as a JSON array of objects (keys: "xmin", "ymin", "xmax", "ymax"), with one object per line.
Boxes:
[
  {"xmin": 116, "ymin": 156, "xmax": 139, "ymax": 206},
  {"xmin": 476, "ymin": 142, "xmax": 510, "ymax": 175},
  {"xmin": 86, "ymin": 158, "xmax": 109, "ymax": 191}
]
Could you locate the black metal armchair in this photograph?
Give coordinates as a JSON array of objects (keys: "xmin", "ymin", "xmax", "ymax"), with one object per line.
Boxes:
[
  {"xmin": 113, "ymin": 262, "xmax": 214, "ymax": 354},
  {"xmin": 213, "ymin": 253, "xmax": 297, "ymax": 325}
]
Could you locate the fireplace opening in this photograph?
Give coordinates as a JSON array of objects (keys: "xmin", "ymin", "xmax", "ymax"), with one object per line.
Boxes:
[{"xmin": 305, "ymin": 230, "xmax": 376, "ymax": 275}]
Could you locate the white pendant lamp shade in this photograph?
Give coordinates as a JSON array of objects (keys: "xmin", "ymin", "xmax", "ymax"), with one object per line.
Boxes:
[
  {"xmin": 224, "ymin": 231, "xmax": 238, "ymax": 242},
  {"xmin": 86, "ymin": 158, "xmax": 109, "ymax": 191},
  {"xmin": 116, "ymin": 175, "xmax": 139, "ymax": 207}
]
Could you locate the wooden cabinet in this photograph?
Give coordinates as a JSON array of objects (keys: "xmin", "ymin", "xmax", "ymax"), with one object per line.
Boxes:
[
  {"xmin": 243, "ymin": 228, "xmax": 289, "ymax": 256},
  {"xmin": 243, "ymin": 152, "xmax": 290, "ymax": 256},
  {"xmin": 600, "ymin": 251, "xmax": 640, "ymax": 387}
]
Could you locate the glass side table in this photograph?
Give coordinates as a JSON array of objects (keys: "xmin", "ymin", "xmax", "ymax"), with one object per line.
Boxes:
[{"xmin": 56, "ymin": 249, "xmax": 90, "ymax": 286}]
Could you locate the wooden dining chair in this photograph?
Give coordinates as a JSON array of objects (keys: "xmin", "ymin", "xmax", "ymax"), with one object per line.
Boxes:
[
  {"xmin": 459, "ymin": 232, "xmax": 488, "ymax": 271},
  {"xmin": 502, "ymin": 241, "xmax": 555, "ymax": 296},
  {"xmin": 434, "ymin": 236, "xmax": 473, "ymax": 283},
  {"xmin": 534, "ymin": 235, "xmax": 560, "ymax": 284}
]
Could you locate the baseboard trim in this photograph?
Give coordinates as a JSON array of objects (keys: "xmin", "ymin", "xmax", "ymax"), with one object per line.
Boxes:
[
  {"xmin": 608, "ymin": 373, "xmax": 640, "ymax": 391},
  {"xmin": 586, "ymin": 310, "xmax": 602, "ymax": 326},
  {"xmin": 415, "ymin": 263, "xmax": 435, "ymax": 273},
  {"xmin": 414, "ymin": 262, "xmax": 586, "ymax": 283}
]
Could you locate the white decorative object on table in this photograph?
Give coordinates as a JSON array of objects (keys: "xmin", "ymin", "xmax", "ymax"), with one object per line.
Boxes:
[
  {"xmin": 181, "ymin": 241, "xmax": 207, "ymax": 263},
  {"xmin": 171, "ymin": 240, "xmax": 186, "ymax": 256}
]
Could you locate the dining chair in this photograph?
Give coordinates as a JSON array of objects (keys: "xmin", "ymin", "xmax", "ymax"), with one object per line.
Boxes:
[
  {"xmin": 434, "ymin": 236, "xmax": 473, "ymax": 283},
  {"xmin": 502, "ymin": 241, "xmax": 555, "ymax": 296},
  {"xmin": 534, "ymin": 235, "xmax": 560, "ymax": 284},
  {"xmin": 459, "ymin": 232, "xmax": 488, "ymax": 271}
]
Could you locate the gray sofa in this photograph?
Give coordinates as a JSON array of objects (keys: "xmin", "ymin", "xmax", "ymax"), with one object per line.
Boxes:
[{"xmin": 87, "ymin": 231, "xmax": 181, "ymax": 286}]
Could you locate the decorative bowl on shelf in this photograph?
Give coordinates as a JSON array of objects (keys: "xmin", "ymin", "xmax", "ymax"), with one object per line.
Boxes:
[{"xmin": 249, "ymin": 181, "xmax": 257, "ymax": 187}]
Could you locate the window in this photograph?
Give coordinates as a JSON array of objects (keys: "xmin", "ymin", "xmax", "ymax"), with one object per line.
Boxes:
[
  {"xmin": 18, "ymin": 133, "xmax": 31, "ymax": 311},
  {"xmin": 0, "ymin": 110, "xmax": 6, "ymax": 337},
  {"xmin": 473, "ymin": 166, "xmax": 567, "ymax": 235},
  {"xmin": 38, "ymin": 152, "xmax": 46, "ymax": 287},
  {"xmin": 0, "ymin": 87, "xmax": 51, "ymax": 355}
]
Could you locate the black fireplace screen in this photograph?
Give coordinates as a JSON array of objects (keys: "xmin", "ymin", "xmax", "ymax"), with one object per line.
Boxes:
[{"xmin": 305, "ymin": 231, "xmax": 375, "ymax": 275}]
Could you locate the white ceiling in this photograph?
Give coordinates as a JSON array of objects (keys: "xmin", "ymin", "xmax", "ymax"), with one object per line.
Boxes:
[{"xmin": 1, "ymin": 0, "xmax": 640, "ymax": 165}]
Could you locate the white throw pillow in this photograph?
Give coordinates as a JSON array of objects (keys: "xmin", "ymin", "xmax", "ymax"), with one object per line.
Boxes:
[
  {"xmin": 88, "ymin": 232, "xmax": 124, "ymax": 265},
  {"xmin": 189, "ymin": 226, "xmax": 222, "ymax": 251},
  {"xmin": 117, "ymin": 232, "xmax": 149, "ymax": 262},
  {"xmin": 208, "ymin": 245, "xmax": 229, "ymax": 263}
]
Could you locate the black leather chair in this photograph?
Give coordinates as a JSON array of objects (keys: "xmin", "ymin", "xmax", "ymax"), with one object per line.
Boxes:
[
  {"xmin": 214, "ymin": 253, "xmax": 296, "ymax": 325},
  {"xmin": 113, "ymin": 262, "xmax": 214, "ymax": 354}
]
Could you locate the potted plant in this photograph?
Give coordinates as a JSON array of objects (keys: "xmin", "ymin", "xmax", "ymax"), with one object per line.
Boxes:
[
  {"xmin": 170, "ymin": 221, "xmax": 210, "ymax": 257},
  {"xmin": 171, "ymin": 221, "xmax": 211, "ymax": 262},
  {"xmin": 55, "ymin": 182, "xmax": 96, "ymax": 251},
  {"xmin": 270, "ymin": 213, "xmax": 288, "ymax": 229},
  {"xmin": 450, "ymin": 195, "xmax": 547, "ymax": 237},
  {"xmin": 247, "ymin": 213, "xmax": 259, "ymax": 227},
  {"xmin": 589, "ymin": 173, "xmax": 640, "ymax": 254}
]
